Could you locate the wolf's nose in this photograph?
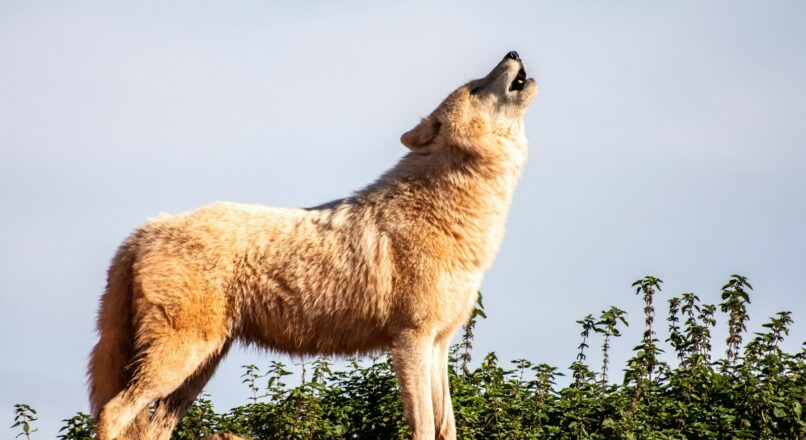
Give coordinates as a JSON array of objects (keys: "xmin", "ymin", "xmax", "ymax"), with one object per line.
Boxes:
[{"xmin": 505, "ymin": 51, "xmax": 520, "ymax": 61}]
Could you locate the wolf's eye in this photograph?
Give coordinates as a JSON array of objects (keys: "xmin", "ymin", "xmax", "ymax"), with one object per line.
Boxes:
[{"xmin": 470, "ymin": 86, "xmax": 482, "ymax": 95}]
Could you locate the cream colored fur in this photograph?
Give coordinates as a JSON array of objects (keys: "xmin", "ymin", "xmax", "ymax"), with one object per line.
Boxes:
[{"xmin": 88, "ymin": 53, "xmax": 537, "ymax": 440}]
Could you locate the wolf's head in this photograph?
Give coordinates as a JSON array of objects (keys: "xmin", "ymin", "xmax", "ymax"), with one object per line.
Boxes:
[{"xmin": 401, "ymin": 51, "xmax": 537, "ymax": 156}]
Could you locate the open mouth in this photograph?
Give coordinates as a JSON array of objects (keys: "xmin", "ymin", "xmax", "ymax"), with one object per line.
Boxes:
[{"xmin": 509, "ymin": 66, "xmax": 527, "ymax": 92}]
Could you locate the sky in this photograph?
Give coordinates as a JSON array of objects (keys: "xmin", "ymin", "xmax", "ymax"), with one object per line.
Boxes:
[{"xmin": 2, "ymin": 1, "xmax": 805, "ymax": 437}]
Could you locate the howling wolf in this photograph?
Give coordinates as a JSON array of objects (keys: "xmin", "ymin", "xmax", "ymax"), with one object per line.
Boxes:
[{"xmin": 89, "ymin": 51, "xmax": 537, "ymax": 440}]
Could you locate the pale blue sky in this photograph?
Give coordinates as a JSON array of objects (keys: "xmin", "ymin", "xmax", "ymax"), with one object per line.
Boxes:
[{"xmin": 2, "ymin": 1, "xmax": 805, "ymax": 437}]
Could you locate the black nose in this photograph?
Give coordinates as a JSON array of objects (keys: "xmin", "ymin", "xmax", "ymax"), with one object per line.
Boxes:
[{"xmin": 505, "ymin": 51, "xmax": 520, "ymax": 61}]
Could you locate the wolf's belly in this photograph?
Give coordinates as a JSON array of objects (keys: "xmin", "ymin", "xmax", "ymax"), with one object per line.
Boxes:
[{"xmin": 236, "ymin": 284, "xmax": 394, "ymax": 355}]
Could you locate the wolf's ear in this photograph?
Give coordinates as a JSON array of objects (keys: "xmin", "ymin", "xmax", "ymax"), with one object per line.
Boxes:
[{"xmin": 401, "ymin": 117, "xmax": 441, "ymax": 154}]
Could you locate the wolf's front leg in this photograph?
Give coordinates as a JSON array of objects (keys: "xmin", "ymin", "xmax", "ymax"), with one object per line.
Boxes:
[
  {"xmin": 392, "ymin": 329, "xmax": 436, "ymax": 439},
  {"xmin": 431, "ymin": 335, "xmax": 456, "ymax": 439}
]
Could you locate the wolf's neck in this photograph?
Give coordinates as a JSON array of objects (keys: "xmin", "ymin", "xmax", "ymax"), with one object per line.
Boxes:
[{"xmin": 398, "ymin": 137, "xmax": 525, "ymax": 216}]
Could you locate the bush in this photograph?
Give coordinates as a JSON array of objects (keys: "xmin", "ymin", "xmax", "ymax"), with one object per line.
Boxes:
[{"xmin": 20, "ymin": 275, "xmax": 806, "ymax": 439}]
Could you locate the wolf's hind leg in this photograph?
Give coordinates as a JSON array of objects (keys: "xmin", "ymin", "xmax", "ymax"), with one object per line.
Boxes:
[
  {"xmin": 95, "ymin": 330, "xmax": 228, "ymax": 440},
  {"xmin": 134, "ymin": 343, "xmax": 231, "ymax": 440},
  {"xmin": 146, "ymin": 343, "xmax": 231, "ymax": 440}
]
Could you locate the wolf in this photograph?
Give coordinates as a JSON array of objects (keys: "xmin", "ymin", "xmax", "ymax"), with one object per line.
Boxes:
[{"xmin": 88, "ymin": 51, "xmax": 537, "ymax": 440}]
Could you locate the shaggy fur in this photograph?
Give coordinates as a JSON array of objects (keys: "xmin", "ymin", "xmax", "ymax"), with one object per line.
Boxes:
[{"xmin": 88, "ymin": 52, "xmax": 537, "ymax": 440}]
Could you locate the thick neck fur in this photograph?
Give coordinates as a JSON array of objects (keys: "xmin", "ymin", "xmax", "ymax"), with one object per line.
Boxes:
[
  {"xmin": 352, "ymin": 125, "xmax": 528, "ymax": 270},
  {"xmin": 369, "ymin": 120, "xmax": 527, "ymax": 193}
]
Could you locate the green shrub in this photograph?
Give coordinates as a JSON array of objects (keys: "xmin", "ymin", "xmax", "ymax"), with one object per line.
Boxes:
[{"xmin": 23, "ymin": 275, "xmax": 806, "ymax": 439}]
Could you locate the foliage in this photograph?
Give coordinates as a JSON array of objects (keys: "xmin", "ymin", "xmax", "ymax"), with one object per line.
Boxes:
[
  {"xmin": 11, "ymin": 403, "xmax": 38, "ymax": 439},
  {"xmin": 57, "ymin": 412, "xmax": 94, "ymax": 440},
  {"xmin": 20, "ymin": 275, "xmax": 806, "ymax": 439}
]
